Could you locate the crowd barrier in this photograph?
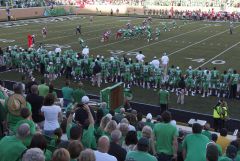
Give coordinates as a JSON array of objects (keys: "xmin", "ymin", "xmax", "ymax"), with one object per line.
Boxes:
[{"xmin": 1, "ymin": 79, "xmax": 239, "ymax": 133}]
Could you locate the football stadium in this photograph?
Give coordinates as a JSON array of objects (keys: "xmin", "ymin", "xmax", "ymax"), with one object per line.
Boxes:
[{"xmin": 0, "ymin": 0, "xmax": 240, "ymax": 161}]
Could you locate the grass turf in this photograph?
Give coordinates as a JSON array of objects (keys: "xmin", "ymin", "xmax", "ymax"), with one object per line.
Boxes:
[{"xmin": 1, "ymin": 15, "xmax": 240, "ymax": 119}]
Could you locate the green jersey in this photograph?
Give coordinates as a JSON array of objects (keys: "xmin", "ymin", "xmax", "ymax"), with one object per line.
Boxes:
[{"xmin": 231, "ymin": 73, "xmax": 239, "ymax": 85}]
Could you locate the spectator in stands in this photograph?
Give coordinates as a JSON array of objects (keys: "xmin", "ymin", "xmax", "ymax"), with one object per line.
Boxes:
[
  {"xmin": 41, "ymin": 93, "xmax": 62, "ymax": 136},
  {"xmin": 52, "ymin": 148, "xmax": 70, "ymax": 161},
  {"xmin": 218, "ymin": 145, "xmax": 237, "ymax": 161},
  {"xmin": 79, "ymin": 149, "xmax": 96, "ymax": 161},
  {"xmin": 182, "ymin": 123, "xmax": 210, "ymax": 161},
  {"xmin": 94, "ymin": 136, "xmax": 117, "ymax": 161},
  {"xmin": 114, "ymin": 107, "xmax": 125, "ymax": 123},
  {"xmin": 68, "ymin": 140, "xmax": 84, "ymax": 160},
  {"xmin": 202, "ymin": 123, "xmax": 212, "ymax": 140},
  {"xmin": 26, "ymin": 85, "xmax": 44, "ymax": 127},
  {"xmin": 216, "ymin": 128, "xmax": 230, "ymax": 153},
  {"xmin": 96, "ymin": 108, "xmax": 104, "ymax": 128},
  {"xmin": 49, "ymin": 83, "xmax": 58, "ymax": 101},
  {"xmin": 125, "ymin": 137, "xmax": 158, "ymax": 161},
  {"xmin": 25, "ymin": 77, "xmax": 37, "ymax": 94},
  {"xmin": 153, "ymin": 111, "xmax": 178, "ymax": 161},
  {"xmin": 142, "ymin": 125, "xmax": 156, "ymax": 155},
  {"xmin": 177, "ymin": 130, "xmax": 185, "ymax": 161},
  {"xmin": 100, "ymin": 102, "xmax": 109, "ymax": 116},
  {"xmin": 119, "ymin": 122, "xmax": 129, "ymax": 142},
  {"xmin": 123, "ymin": 131, "xmax": 138, "ymax": 152},
  {"xmin": 29, "ymin": 133, "xmax": 52, "ymax": 161},
  {"xmin": 96, "ymin": 116, "xmax": 111, "ymax": 139},
  {"xmin": 0, "ymin": 81, "xmax": 8, "ymax": 99},
  {"xmin": 22, "ymin": 148, "xmax": 45, "ymax": 161},
  {"xmin": 104, "ymin": 120, "xmax": 117, "ymax": 138},
  {"xmin": 0, "ymin": 123, "xmax": 29, "ymax": 161},
  {"xmin": 5, "ymin": 83, "xmax": 30, "ymax": 131},
  {"xmin": 145, "ymin": 113, "xmax": 154, "ymax": 129},
  {"xmin": 206, "ymin": 142, "xmax": 219, "ymax": 161},
  {"xmin": 158, "ymin": 85, "xmax": 170, "ymax": 114},
  {"xmin": 62, "ymin": 80, "xmax": 73, "ymax": 108},
  {"xmin": 14, "ymin": 108, "xmax": 36, "ymax": 146},
  {"xmin": 73, "ymin": 82, "xmax": 86, "ymax": 104},
  {"xmin": 75, "ymin": 103, "xmax": 96, "ymax": 149},
  {"xmin": 38, "ymin": 79, "xmax": 49, "ymax": 97},
  {"xmin": 108, "ymin": 129, "xmax": 127, "ymax": 161},
  {"xmin": 211, "ymin": 133, "xmax": 222, "ymax": 156},
  {"xmin": 121, "ymin": 118, "xmax": 136, "ymax": 131}
]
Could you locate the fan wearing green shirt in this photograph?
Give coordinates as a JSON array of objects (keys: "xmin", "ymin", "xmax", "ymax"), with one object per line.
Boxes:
[
  {"xmin": 62, "ymin": 80, "xmax": 74, "ymax": 108},
  {"xmin": 0, "ymin": 123, "xmax": 30, "ymax": 161},
  {"xmin": 153, "ymin": 111, "xmax": 178, "ymax": 161},
  {"xmin": 73, "ymin": 82, "xmax": 86, "ymax": 104},
  {"xmin": 218, "ymin": 145, "xmax": 238, "ymax": 161},
  {"xmin": 38, "ymin": 79, "xmax": 49, "ymax": 98},
  {"xmin": 182, "ymin": 123, "xmax": 210, "ymax": 161},
  {"xmin": 126, "ymin": 137, "xmax": 157, "ymax": 161},
  {"xmin": 158, "ymin": 86, "xmax": 170, "ymax": 114}
]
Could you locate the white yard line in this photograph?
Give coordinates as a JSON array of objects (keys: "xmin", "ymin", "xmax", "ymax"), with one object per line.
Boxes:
[
  {"xmin": 168, "ymin": 25, "xmax": 240, "ymax": 56},
  {"xmin": 121, "ymin": 25, "xmax": 209, "ymax": 54},
  {"xmin": 195, "ymin": 41, "xmax": 240, "ymax": 69}
]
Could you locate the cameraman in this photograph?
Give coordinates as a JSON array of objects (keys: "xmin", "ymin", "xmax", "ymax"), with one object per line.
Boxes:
[{"xmin": 73, "ymin": 96, "xmax": 96, "ymax": 149}]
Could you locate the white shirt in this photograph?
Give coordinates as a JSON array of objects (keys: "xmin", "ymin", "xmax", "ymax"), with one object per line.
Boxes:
[
  {"xmin": 151, "ymin": 59, "xmax": 160, "ymax": 68},
  {"xmin": 161, "ymin": 55, "xmax": 169, "ymax": 65},
  {"xmin": 136, "ymin": 54, "xmax": 145, "ymax": 62},
  {"xmin": 82, "ymin": 47, "xmax": 89, "ymax": 56},
  {"xmin": 41, "ymin": 105, "xmax": 61, "ymax": 131},
  {"xmin": 94, "ymin": 151, "xmax": 117, "ymax": 161}
]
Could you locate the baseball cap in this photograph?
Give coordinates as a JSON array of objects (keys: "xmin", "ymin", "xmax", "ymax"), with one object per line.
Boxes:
[
  {"xmin": 146, "ymin": 113, "xmax": 152, "ymax": 120},
  {"xmin": 81, "ymin": 96, "xmax": 90, "ymax": 104}
]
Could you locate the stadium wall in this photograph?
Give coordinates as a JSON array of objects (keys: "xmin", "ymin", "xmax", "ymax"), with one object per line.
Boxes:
[
  {"xmin": 1, "ymin": 5, "xmax": 240, "ymax": 21},
  {"xmin": 1, "ymin": 79, "xmax": 240, "ymax": 133}
]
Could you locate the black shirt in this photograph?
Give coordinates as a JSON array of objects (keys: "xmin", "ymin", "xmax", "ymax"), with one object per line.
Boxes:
[
  {"xmin": 26, "ymin": 93, "xmax": 44, "ymax": 123},
  {"xmin": 108, "ymin": 142, "xmax": 127, "ymax": 161}
]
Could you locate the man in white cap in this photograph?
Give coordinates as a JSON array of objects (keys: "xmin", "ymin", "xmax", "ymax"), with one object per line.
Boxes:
[
  {"xmin": 136, "ymin": 51, "xmax": 145, "ymax": 63},
  {"xmin": 161, "ymin": 52, "xmax": 169, "ymax": 77},
  {"xmin": 82, "ymin": 46, "xmax": 89, "ymax": 59},
  {"xmin": 145, "ymin": 113, "xmax": 154, "ymax": 129}
]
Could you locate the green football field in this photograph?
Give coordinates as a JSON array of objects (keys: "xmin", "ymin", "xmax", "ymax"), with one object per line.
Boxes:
[{"xmin": 1, "ymin": 15, "xmax": 240, "ymax": 119}]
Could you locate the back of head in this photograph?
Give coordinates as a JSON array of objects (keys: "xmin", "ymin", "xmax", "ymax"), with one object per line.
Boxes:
[
  {"xmin": 79, "ymin": 149, "xmax": 96, "ymax": 161},
  {"xmin": 105, "ymin": 120, "xmax": 117, "ymax": 134},
  {"xmin": 22, "ymin": 148, "xmax": 45, "ymax": 161},
  {"xmin": 211, "ymin": 133, "xmax": 218, "ymax": 142},
  {"xmin": 43, "ymin": 93, "xmax": 55, "ymax": 106},
  {"xmin": 98, "ymin": 136, "xmax": 110, "ymax": 153},
  {"xmin": 68, "ymin": 140, "xmax": 84, "ymax": 159},
  {"xmin": 17, "ymin": 123, "xmax": 30, "ymax": 140},
  {"xmin": 20, "ymin": 108, "xmax": 31, "ymax": 119},
  {"xmin": 31, "ymin": 85, "xmax": 39, "ymax": 94},
  {"xmin": 142, "ymin": 126, "xmax": 152, "ymax": 138},
  {"xmin": 52, "ymin": 148, "xmax": 70, "ymax": 161},
  {"xmin": 70, "ymin": 125, "xmax": 83, "ymax": 140},
  {"xmin": 206, "ymin": 143, "xmax": 219, "ymax": 161},
  {"xmin": 29, "ymin": 133, "xmax": 47, "ymax": 150},
  {"xmin": 137, "ymin": 137, "xmax": 149, "ymax": 152},
  {"xmin": 111, "ymin": 129, "xmax": 122, "ymax": 143},
  {"xmin": 161, "ymin": 111, "xmax": 171, "ymax": 123},
  {"xmin": 220, "ymin": 128, "xmax": 228, "ymax": 137},
  {"xmin": 13, "ymin": 83, "xmax": 23, "ymax": 94},
  {"xmin": 125, "ymin": 131, "xmax": 138, "ymax": 146},
  {"xmin": 192, "ymin": 123, "xmax": 202, "ymax": 134},
  {"xmin": 226, "ymin": 145, "xmax": 237, "ymax": 159}
]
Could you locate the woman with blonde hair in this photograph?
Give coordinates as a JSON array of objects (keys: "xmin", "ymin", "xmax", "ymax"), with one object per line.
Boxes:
[
  {"xmin": 79, "ymin": 149, "xmax": 96, "ymax": 161},
  {"xmin": 95, "ymin": 116, "xmax": 111, "ymax": 139},
  {"xmin": 142, "ymin": 125, "xmax": 156, "ymax": 155},
  {"xmin": 104, "ymin": 120, "xmax": 117, "ymax": 138},
  {"xmin": 52, "ymin": 148, "xmax": 70, "ymax": 161}
]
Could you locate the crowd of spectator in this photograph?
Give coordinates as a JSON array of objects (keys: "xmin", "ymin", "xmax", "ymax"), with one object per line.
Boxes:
[{"xmin": 0, "ymin": 79, "xmax": 239, "ymax": 161}]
